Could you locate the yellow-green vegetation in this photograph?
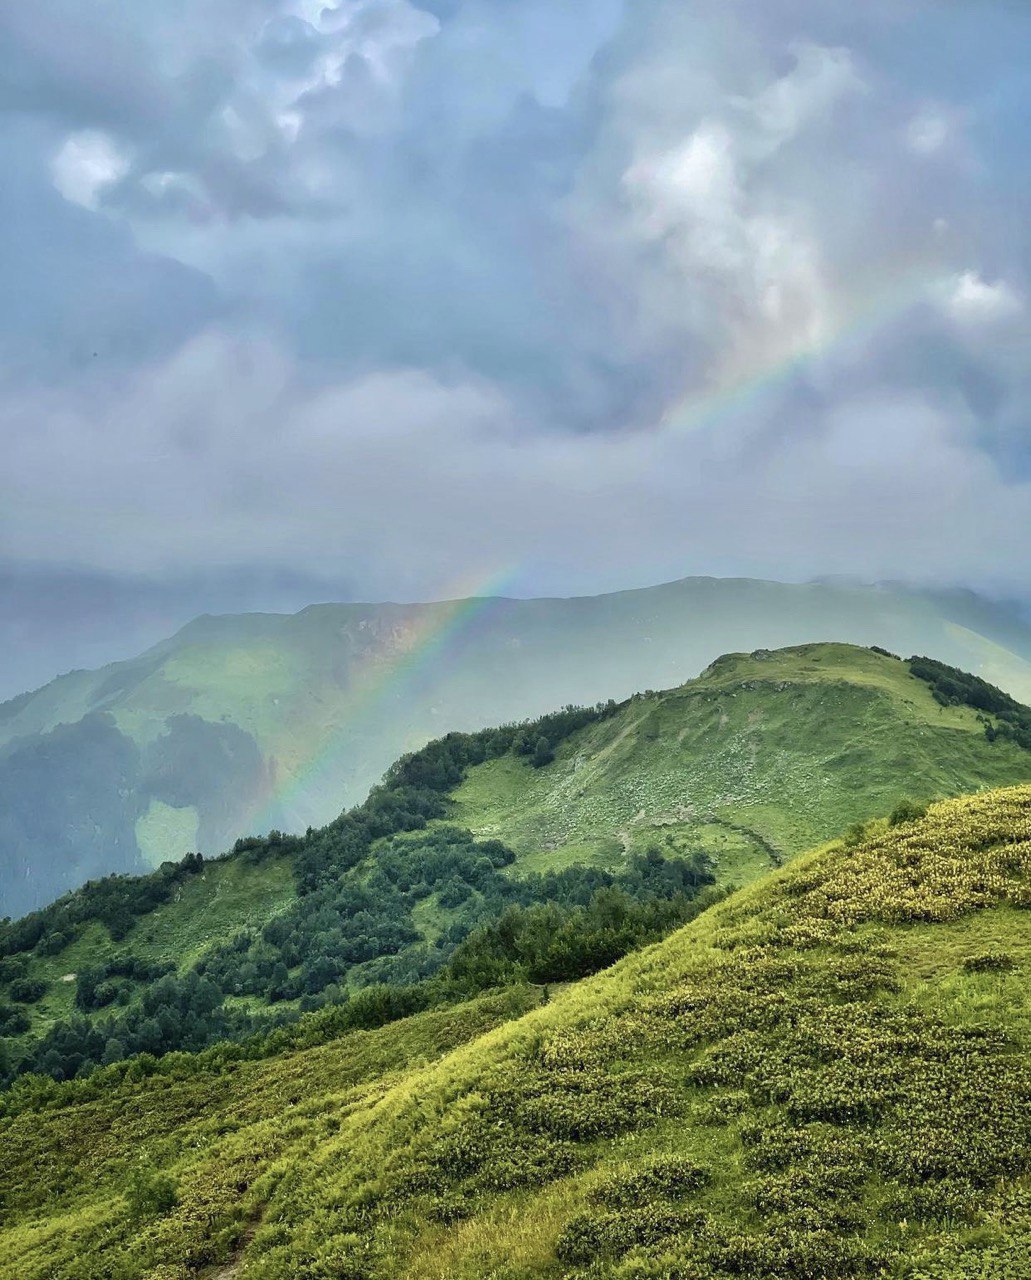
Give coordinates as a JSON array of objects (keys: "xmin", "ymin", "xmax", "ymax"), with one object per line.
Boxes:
[
  {"xmin": 0, "ymin": 986, "xmax": 542, "ymax": 1280},
  {"xmin": 2, "ymin": 785, "xmax": 1028, "ymax": 1279},
  {"xmin": 453, "ymin": 643, "xmax": 1031, "ymax": 886}
]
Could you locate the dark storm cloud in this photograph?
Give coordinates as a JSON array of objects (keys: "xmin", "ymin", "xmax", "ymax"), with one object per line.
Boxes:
[{"xmin": 0, "ymin": 0, "xmax": 1028, "ymax": 687}]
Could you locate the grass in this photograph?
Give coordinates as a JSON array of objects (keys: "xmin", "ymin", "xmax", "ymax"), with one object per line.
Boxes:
[
  {"xmin": 10, "ymin": 643, "xmax": 1029, "ymax": 1062},
  {"xmin": 0, "ymin": 986, "xmax": 543, "ymax": 1280},
  {"xmin": 1, "ymin": 784, "xmax": 1028, "ymax": 1279},
  {"xmin": 124, "ymin": 854, "xmax": 297, "ymax": 970},
  {"xmin": 451, "ymin": 644, "xmax": 1031, "ymax": 889}
]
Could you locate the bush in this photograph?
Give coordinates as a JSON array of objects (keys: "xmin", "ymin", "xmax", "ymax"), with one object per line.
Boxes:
[
  {"xmin": 962, "ymin": 951, "xmax": 1017, "ymax": 974},
  {"xmin": 9, "ymin": 977, "xmax": 46, "ymax": 1004},
  {"xmin": 889, "ymin": 798, "xmax": 928, "ymax": 827},
  {"xmin": 124, "ymin": 1165, "xmax": 179, "ymax": 1221},
  {"xmin": 0, "ymin": 1003, "xmax": 31, "ymax": 1036}
]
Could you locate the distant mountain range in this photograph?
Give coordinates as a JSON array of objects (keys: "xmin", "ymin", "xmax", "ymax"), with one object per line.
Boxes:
[{"xmin": 3, "ymin": 576, "xmax": 1031, "ymax": 916}]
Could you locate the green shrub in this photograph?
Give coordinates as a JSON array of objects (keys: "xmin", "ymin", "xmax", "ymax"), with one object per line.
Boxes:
[
  {"xmin": 962, "ymin": 951, "xmax": 1017, "ymax": 974},
  {"xmin": 888, "ymin": 798, "xmax": 928, "ymax": 826},
  {"xmin": 125, "ymin": 1164, "xmax": 179, "ymax": 1221},
  {"xmin": 589, "ymin": 1156, "xmax": 711, "ymax": 1208}
]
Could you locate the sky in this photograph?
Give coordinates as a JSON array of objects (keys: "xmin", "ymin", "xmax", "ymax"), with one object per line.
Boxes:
[{"xmin": 0, "ymin": 0, "xmax": 1029, "ymax": 695}]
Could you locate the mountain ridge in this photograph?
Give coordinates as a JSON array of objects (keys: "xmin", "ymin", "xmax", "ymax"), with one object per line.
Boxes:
[{"xmin": 4, "ymin": 577, "xmax": 1031, "ymax": 916}]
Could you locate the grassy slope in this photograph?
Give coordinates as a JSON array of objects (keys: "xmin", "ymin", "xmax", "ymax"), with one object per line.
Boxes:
[
  {"xmin": 1, "ymin": 786, "xmax": 1028, "ymax": 1279},
  {"xmin": 453, "ymin": 643, "xmax": 1031, "ymax": 887},
  {"xmin": 0, "ymin": 986, "xmax": 543, "ymax": 1280},
  {"xmin": 7, "ymin": 643, "xmax": 1029, "ymax": 1054}
]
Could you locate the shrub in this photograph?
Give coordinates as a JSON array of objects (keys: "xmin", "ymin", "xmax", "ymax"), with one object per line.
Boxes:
[
  {"xmin": 125, "ymin": 1165, "xmax": 179, "ymax": 1221},
  {"xmin": 962, "ymin": 951, "xmax": 1017, "ymax": 974},
  {"xmin": 8, "ymin": 977, "xmax": 46, "ymax": 1004},
  {"xmin": 889, "ymin": 799, "xmax": 928, "ymax": 827}
]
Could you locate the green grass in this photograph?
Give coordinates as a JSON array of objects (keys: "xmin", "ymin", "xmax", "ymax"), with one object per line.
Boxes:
[
  {"xmin": 0, "ymin": 986, "xmax": 543, "ymax": 1280},
  {"xmin": 2, "ymin": 784, "xmax": 1028, "ymax": 1279},
  {"xmin": 452, "ymin": 644, "xmax": 1031, "ymax": 888},
  {"xmin": 123, "ymin": 853, "xmax": 296, "ymax": 970}
]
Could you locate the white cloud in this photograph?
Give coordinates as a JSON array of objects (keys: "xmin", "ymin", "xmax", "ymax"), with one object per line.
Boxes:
[
  {"xmin": 740, "ymin": 42, "xmax": 865, "ymax": 154},
  {"xmin": 906, "ymin": 109, "xmax": 950, "ymax": 156},
  {"xmin": 611, "ymin": 43, "xmax": 859, "ymax": 381},
  {"xmin": 2, "ymin": 329, "xmax": 1030, "ymax": 601},
  {"xmin": 942, "ymin": 271, "xmax": 1024, "ymax": 326},
  {"xmin": 51, "ymin": 131, "xmax": 131, "ymax": 209}
]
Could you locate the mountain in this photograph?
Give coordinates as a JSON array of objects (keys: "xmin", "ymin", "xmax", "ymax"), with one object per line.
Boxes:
[
  {"xmin": 2, "ymin": 782, "xmax": 1028, "ymax": 1279},
  {"xmin": 2, "ymin": 643, "xmax": 1028, "ymax": 1085},
  {"xmin": 4, "ymin": 576, "xmax": 1031, "ymax": 916},
  {"xmin": 451, "ymin": 641, "xmax": 1031, "ymax": 883}
]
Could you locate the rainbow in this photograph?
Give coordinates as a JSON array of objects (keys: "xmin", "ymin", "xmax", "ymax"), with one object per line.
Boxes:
[
  {"xmin": 253, "ymin": 566, "xmax": 518, "ymax": 831},
  {"xmin": 252, "ymin": 258, "xmax": 946, "ymax": 833},
  {"xmin": 659, "ymin": 259, "xmax": 943, "ymax": 437}
]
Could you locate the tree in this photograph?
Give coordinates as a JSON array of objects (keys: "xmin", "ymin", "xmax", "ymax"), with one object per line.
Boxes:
[
  {"xmin": 531, "ymin": 736, "xmax": 554, "ymax": 768},
  {"xmin": 102, "ymin": 1037, "xmax": 127, "ymax": 1066},
  {"xmin": 9, "ymin": 977, "xmax": 46, "ymax": 1004}
]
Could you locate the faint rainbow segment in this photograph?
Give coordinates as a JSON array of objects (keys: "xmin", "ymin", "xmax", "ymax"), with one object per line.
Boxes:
[
  {"xmin": 250, "ymin": 567, "xmax": 518, "ymax": 833},
  {"xmin": 658, "ymin": 261, "xmax": 943, "ymax": 437}
]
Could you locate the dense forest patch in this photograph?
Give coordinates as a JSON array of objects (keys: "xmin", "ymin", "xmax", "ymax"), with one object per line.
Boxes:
[{"xmin": 907, "ymin": 653, "xmax": 1031, "ymax": 748}]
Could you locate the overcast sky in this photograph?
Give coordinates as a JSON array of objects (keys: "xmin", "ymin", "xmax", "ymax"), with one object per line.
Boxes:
[{"xmin": 1, "ymin": 0, "xmax": 1029, "ymax": 693}]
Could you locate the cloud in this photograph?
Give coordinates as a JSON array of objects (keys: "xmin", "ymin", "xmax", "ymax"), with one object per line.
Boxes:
[
  {"xmin": 942, "ymin": 271, "xmax": 1024, "ymax": 327},
  {"xmin": 905, "ymin": 108, "xmax": 951, "ymax": 156},
  {"xmin": 0, "ymin": 0, "xmax": 1029, "ymax": 675},
  {"xmin": 51, "ymin": 130, "xmax": 131, "ymax": 208},
  {"xmin": 2, "ymin": 327, "xmax": 1029, "ymax": 608}
]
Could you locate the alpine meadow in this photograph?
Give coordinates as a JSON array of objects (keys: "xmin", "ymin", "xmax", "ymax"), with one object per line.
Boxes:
[{"xmin": 2, "ymin": 2, "xmax": 1030, "ymax": 1278}]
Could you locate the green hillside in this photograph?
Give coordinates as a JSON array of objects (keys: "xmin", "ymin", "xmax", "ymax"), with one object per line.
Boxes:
[
  {"xmin": 4, "ymin": 577, "xmax": 1031, "ymax": 916},
  {"xmin": 1, "ymin": 785, "xmax": 1028, "ymax": 1280},
  {"xmin": 2, "ymin": 643, "xmax": 1028, "ymax": 1093},
  {"xmin": 453, "ymin": 642, "xmax": 1031, "ymax": 885}
]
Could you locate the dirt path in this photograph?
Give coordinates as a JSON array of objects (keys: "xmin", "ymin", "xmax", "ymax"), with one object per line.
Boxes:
[
  {"xmin": 705, "ymin": 815, "xmax": 783, "ymax": 867},
  {"xmin": 207, "ymin": 1223, "xmax": 258, "ymax": 1280}
]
